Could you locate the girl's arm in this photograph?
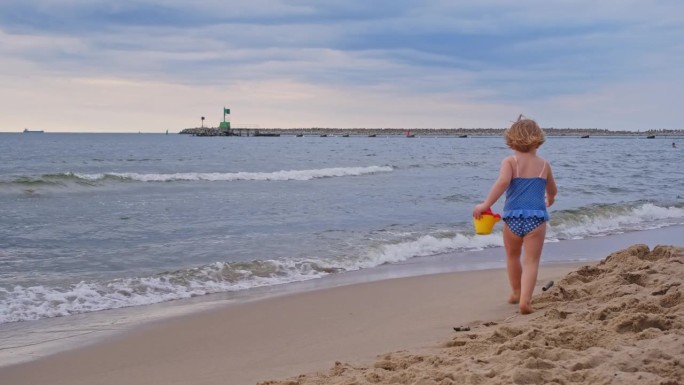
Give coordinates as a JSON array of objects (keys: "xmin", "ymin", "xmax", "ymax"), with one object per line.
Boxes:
[
  {"xmin": 473, "ymin": 157, "xmax": 513, "ymax": 218},
  {"xmin": 545, "ymin": 165, "xmax": 557, "ymax": 207}
]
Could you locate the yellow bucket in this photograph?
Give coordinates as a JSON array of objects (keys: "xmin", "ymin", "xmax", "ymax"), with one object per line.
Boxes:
[{"xmin": 473, "ymin": 211, "xmax": 501, "ymax": 235}]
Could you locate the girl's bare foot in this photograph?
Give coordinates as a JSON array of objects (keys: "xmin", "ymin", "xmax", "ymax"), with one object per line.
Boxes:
[
  {"xmin": 508, "ymin": 292, "xmax": 520, "ymax": 304},
  {"xmin": 519, "ymin": 302, "xmax": 534, "ymax": 314}
]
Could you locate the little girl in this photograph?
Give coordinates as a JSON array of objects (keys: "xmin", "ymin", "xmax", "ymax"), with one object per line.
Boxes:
[{"xmin": 473, "ymin": 116, "xmax": 557, "ymax": 314}]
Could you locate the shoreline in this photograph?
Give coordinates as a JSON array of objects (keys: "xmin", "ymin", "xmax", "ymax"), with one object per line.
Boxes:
[
  {"xmin": 1, "ymin": 224, "xmax": 683, "ymax": 371},
  {"xmin": 262, "ymin": 244, "xmax": 684, "ymax": 385},
  {"xmin": 0, "ymin": 263, "xmax": 587, "ymax": 385},
  {"xmin": 4, "ymin": 243, "xmax": 683, "ymax": 384}
]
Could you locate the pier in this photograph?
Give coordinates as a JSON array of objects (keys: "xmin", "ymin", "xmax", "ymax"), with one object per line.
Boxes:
[
  {"xmin": 177, "ymin": 127, "xmax": 684, "ymax": 138},
  {"xmin": 177, "ymin": 108, "xmax": 683, "ymax": 137}
]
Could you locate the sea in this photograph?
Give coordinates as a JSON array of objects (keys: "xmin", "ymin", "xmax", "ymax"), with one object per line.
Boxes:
[{"xmin": 1, "ymin": 132, "xmax": 683, "ymax": 364}]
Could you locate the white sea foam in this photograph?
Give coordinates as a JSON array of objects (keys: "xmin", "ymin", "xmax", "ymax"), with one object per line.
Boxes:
[
  {"xmin": 0, "ymin": 259, "xmax": 332, "ymax": 324},
  {"xmin": 548, "ymin": 203, "xmax": 684, "ymax": 240},
  {"xmin": 2, "ymin": 202, "xmax": 682, "ymax": 324},
  {"xmin": 0, "ymin": 231, "xmax": 504, "ymax": 324},
  {"xmin": 356, "ymin": 233, "xmax": 504, "ymax": 268},
  {"xmin": 73, "ymin": 166, "xmax": 394, "ymax": 183}
]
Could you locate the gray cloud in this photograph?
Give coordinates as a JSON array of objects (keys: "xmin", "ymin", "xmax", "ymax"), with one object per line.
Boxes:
[{"xmin": 1, "ymin": 0, "xmax": 683, "ymax": 131}]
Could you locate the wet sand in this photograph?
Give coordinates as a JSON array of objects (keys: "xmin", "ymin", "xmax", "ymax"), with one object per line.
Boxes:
[
  {"xmin": 1, "ymin": 263, "xmax": 583, "ymax": 385},
  {"xmin": 261, "ymin": 245, "xmax": 684, "ymax": 385},
  {"xmin": 2, "ymin": 245, "xmax": 683, "ymax": 385}
]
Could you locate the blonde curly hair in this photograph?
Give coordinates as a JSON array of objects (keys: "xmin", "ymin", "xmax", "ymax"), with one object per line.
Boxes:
[{"xmin": 505, "ymin": 115, "xmax": 545, "ymax": 152}]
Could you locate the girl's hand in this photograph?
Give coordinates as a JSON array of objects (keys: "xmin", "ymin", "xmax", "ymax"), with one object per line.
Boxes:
[
  {"xmin": 546, "ymin": 195, "xmax": 555, "ymax": 207},
  {"xmin": 473, "ymin": 203, "xmax": 489, "ymax": 219}
]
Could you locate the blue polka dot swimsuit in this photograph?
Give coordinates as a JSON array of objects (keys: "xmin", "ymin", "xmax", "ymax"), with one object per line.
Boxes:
[{"xmin": 502, "ymin": 157, "xmax": 550, "ymax": 237}]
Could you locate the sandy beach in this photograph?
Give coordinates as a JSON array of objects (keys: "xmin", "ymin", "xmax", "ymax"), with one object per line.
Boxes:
[
  {"xmin": 1, "ymin": 244, "xmax": 683, "ymax": 385},
  {"xmin": 261, "ymin": 245, "xmax": 684, "ymax": 385}
]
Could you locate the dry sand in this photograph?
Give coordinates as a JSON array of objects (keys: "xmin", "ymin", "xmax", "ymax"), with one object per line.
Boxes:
[
  {"xmin": 260, "ymin": 244, "xmax": 684, "ymax": 385},
  {"xmin": 2, "ymin": 245, "xmax": 682, "ymax": 385}
]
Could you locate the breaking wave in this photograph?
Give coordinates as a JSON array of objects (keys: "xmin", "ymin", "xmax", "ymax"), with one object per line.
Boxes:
[
  {"xmin": 548, "ymin": 202, "xmax": 684, "ymax": 240},
  {"xmin": 0, "ymin": 165, "xmax": 394, "ymax": 190},
  {"xmin": 1, "ymin": 201, "xmax": 682, "ymax": 324}
]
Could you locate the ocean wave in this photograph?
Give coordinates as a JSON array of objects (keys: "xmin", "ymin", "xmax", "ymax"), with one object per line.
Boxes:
[
  {"xmin": 357, "ymin": 232, "xmax": 503, "ymax": 268},
  {"xmin": 0, "ymin": 166, "xmax": 394, "ymax": 188},
  {"xmin": 83, "ymin": 166, "xmax": 394, "ymax": 182},
  {"xmin": 0, "ymin": 231, "xmax": 501, "ymax": 324},
  {"xmin": 2, "ymin": 202, "xmax": 682, "ymax": 324},
  {"xmin": 0, "ymin": 259, "xmax": 338, "ymax": 324},
  {"xmin": 548, "ymin": 202, "xmax": 684, "ymax": 240},
  {"xmin": 0, "ymin": 174, "xmax": 100, "ymax": 188},
  {"xmin": 355, "ymin": 203, "xmax": 684, "ymax": 268}
]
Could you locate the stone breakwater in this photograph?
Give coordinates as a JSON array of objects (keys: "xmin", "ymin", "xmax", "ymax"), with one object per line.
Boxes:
[{"xmin": 178, "ymin": 127, "xmax": 684, "ymax": 137}]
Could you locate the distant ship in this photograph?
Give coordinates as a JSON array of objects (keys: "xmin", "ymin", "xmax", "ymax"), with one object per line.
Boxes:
[{"xmin": 23, "ymin": 128, "xmax": 44, "ymax": 133}]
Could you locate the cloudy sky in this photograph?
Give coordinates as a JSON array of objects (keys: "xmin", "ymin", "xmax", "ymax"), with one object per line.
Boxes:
[{"xmin": 1, "ymin": 0, "xmax": 682, "ymax": 132}]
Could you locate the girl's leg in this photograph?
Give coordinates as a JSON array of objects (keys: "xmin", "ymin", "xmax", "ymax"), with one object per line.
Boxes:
[
  {"xmin": 519, "ymin": 222, "xmax": 547, "ymax": 314},
  {"xmin": 503, "ymin": 224, "xmax": 523, "ymax": 304}
]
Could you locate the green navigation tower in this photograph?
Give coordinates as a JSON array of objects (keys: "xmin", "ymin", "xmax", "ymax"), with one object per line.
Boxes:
[{"xmin": 219, "ymin": 107, "xmax": 231, "ymax": 131}]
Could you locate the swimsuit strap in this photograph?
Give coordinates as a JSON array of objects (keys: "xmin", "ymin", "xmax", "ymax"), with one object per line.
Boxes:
[
  {"xmin": 512, "ymin": 156, "xmax": 546, "ymax": 178},
  {"xmin": 538, "ymin": 161, "xmax": 546, "ymax": 178},
  {"xmin": 512, "ymin": 156, "xmax": 519, "ymax": 178}
]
